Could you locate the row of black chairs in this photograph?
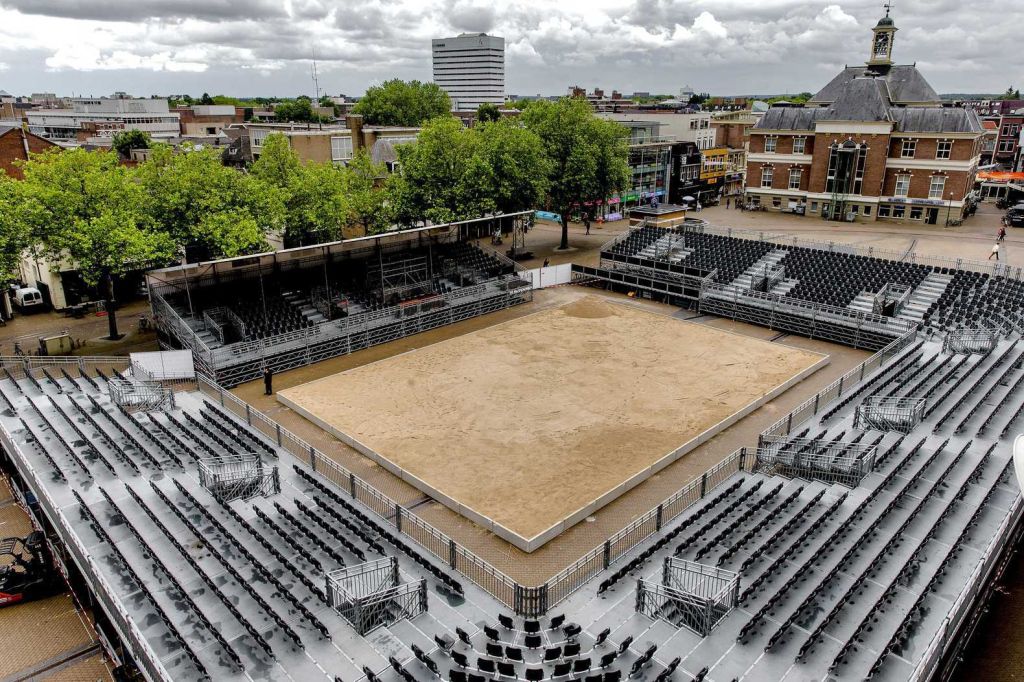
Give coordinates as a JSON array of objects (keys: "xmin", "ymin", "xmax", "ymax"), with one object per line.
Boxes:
[{"xmin": 72, "ymin": 490, "xmax": 212, "ymax": 680}]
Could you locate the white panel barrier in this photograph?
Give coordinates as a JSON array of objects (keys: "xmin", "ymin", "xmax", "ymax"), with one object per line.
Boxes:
[
  {"xmin": 521, "ymin": 263, "xmax": 573, "ymax": 290},
  {"xmin": 129, "ymin": 350, "xmax": 195, "ymax": 380}
]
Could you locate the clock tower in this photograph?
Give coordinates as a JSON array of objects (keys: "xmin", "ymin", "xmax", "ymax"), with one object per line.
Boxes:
[{"xmin": 867, "ymin": 5, "xmax": 897, "ymax": 66}]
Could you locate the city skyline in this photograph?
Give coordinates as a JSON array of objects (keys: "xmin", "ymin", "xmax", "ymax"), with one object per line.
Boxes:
[{"xmin": 0, "ymin": 0, "xmax": 1020, "ymax": 99}]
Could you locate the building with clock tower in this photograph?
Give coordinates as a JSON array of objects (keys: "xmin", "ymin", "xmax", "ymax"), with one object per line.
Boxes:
[{"xmin": 745, "ymin": 9, "xmax": 984, "ymax": 225}]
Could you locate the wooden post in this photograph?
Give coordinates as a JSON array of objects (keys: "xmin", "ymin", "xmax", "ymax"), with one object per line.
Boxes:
[
  {"xmin": 310, "ymin": 445, "xmax": 316, "ymax": 470},
  {"xmin": 276, "ymin": 423, "xmax": 282, "ymax": 446}
]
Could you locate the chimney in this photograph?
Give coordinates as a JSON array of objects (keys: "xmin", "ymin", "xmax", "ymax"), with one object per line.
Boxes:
[{"xmin": 346, "ymin": 114, "xmax": 364, "ymax": 151}]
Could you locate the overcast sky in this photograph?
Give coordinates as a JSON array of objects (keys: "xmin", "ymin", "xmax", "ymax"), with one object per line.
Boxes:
[{"xmin": 0, "ymin": 0, "xmax": 1020, "ymax": 99}]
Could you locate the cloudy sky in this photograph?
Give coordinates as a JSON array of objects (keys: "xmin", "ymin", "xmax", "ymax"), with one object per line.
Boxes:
[{"xmin": 0, "ymin": 0, "xmax": 1020, "ymax": 99}]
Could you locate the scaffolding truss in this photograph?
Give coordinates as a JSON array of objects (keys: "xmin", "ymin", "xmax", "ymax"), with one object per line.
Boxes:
[
  {"xmin": 943, "ymin": 328, "xmax": 998, "ymax": 355},
  {"xmin": 326, "ymin": 557, "xmax": 427, "ymax": 635},
  {"xmin": 873, "ymin": 283, "xmax": 913, "ymax": 317},
  {"xmin": 754, "ymin": 436, "xmax": 877, "ymax": 487},
  {"xmin": 749, "ymin": 264, "xmax": 786, "ymax": 294},
  {"xmin": 107, "ymin": 378, "xmax": 175, "ymax": 412},
  {"xmin": 854, "ymin": 396, "xmax": 927, "ymax": 434},
  {"xmin": 197, "ymin": 453, "xmax": 280, "ymax": 502},
  {"xmin": 636, "ymin": 558, "xmax": 739, "ymax": 636}
]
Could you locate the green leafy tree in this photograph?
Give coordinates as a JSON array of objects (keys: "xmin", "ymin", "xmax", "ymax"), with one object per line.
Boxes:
[
  {"xmin": 521, "ymin": 97, "xmax": 630, "ymax": 249},
  {"xmin": 0, "ymin": 176, "xmax": 28, "ymax": 282},
  {"xmin": 474, "ymin": 119, "xmax": 550, "ymax": 215},
  {"xmin": 353, "ymin": 79, "xmax": 451, "ymax": 127},
  {"xmin": 250, "ymin": 133, "xmax": 300, "ymax": 189},
  {"xmin": 274, "ymin": 97, "xmax": 323, "ymax": 123},
  {"xmin": 476, "ymin": 102, "xmax": 501, "ymax": 124},
  {"xmin": 1000, "ymin": 86, "xmax": 1022, "ymax": 100},
  {"xmin": 388, "ymin": 117, "xmax": 492, "ymax": 225},
  {"xmin": 342, "ymin": 150, "xmax": 391, "ymax": 235},
  {"xmin": 111, "ymin": 129, "xmax": 151, "ymax": 158},
  {"xmin": 199, "ymin": 92, "xmax": 214, "ymax": 105},
  {"xmin": 250, "ymin": 133, "xmax": 350, "ymax": 245},
  {"xmin": 135, "ymin": 143, "xmax": 283, "ymax": 258},
  {"xmin": 15, "ymin": 148, "xmax": 174, "ymax": 338}
]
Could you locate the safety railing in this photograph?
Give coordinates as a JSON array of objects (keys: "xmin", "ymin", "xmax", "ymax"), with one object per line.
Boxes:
[
  {"xmin": 689, "ymin": 223, "xmax": 1024, "ymax": 280},
  {"xmin": 545, "ymin": 448, "xmax": 745, "ymax": 608},
  {"xmin": 760, "ymin": 328, "xmax": 919, "ymax": 441},
  {"xmin": 701, "ymin": 282, "xmax": 916, "ymax": 336},
  {"xmin": 0, "ymin": 355, "xmax": 131, "ymax": 378}
]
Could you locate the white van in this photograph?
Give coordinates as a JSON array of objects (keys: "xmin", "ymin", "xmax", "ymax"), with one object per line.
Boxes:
[{"xmin": 12, "ymin": 287, "xmax": 45, "ymax": 312}]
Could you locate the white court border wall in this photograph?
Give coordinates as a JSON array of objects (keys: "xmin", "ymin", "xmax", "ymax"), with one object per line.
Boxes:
[{"xmin": 276, "ymin": 351, "xmax": 830, "ymax": 553}]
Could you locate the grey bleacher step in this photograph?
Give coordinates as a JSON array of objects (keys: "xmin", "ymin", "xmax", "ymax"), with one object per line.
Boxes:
[
  {"xmin": 847, "ymin": 291, "xmax": 876, "ymax": 313},
  {"xmin": 770, "ymin": 278, "xmax": 799, "ymax": 296}
]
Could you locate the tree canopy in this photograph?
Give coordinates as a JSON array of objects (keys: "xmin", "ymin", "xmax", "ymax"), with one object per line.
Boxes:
[
  {"xmin": 521, "ymin": 97, "xmax": 630, "ymax": 249},
  {"xmin": 342, "ymin": 150, "xmax": 391, "ymax": 236},
  {"xmin": 133, "ymin": 143, "xmax": 282, "ymax": 257},
  {"xmin": 14, "ymin": 148, "xmax": 176, "ymax": 336},
  {"xmin": 476, "ymin": 102, "xmax": 501, "ymax": 123},
  {"xmin": 274, "ymin": 97, "xmax": 327, "ymax": 123},
  {"xmin": 111, "ymin": 129, "xmax": 152, "ymax": 158},
  {"xmin": 353, "ymin": 79, "xmax": 451, "ymax": 127}
]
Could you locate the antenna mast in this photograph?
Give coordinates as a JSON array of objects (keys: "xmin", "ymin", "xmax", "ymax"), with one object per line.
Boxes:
[{"xmin": 311, "ymin": 45, "xmax": 322, "ymax": 130}]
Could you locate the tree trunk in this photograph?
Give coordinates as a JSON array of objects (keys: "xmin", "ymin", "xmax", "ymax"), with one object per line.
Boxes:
[
  {"xmin": 559, "ymin": 212, "xmax": 570, "ymax": 250},
  {"xmin": 104, "ymin": 273, "xmax": 120, "ymax": 341}
]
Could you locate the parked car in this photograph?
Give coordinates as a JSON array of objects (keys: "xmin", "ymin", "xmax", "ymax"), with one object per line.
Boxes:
[
  {"xmin": 11, "ymin": 287, "xmax": 45, "ymax": 313},
  {"xmin": 1006, "ymin": 203, "xmax": 1024, "ymax": 227}
]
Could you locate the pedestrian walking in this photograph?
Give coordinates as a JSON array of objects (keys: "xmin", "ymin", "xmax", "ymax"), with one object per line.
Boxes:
[
  {"xmin": 583, "ymin": 213, "xmax": 591, "ymax": 235},
  {"xmin": 263, "ymin": 366, "xmax": 274, "ymax": 395},
  {"xmin": 989, "ymin": 242, "xmax": 1001, "ymax": 261},
  {"xmin": 726, "ymin": 197, "xmax": 731, "ymax": 209},
  {"xmin": 696, "ymin": 201, "xmax": 702, "ymax": 213},
  {"xmin": 998, "ymin": 225, "xmax": 1007, "ymax": 242}
]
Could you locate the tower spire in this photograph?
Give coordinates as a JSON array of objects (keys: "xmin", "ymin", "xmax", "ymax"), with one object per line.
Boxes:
[{"xmin": 868, "ymin": 6, "xmax": 897, "ymax": 67}]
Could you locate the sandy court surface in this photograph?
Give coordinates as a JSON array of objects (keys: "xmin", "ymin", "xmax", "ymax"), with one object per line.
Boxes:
[{"xmin": 280, "ymin": 296, "xmax": 826, "ymax": 544}]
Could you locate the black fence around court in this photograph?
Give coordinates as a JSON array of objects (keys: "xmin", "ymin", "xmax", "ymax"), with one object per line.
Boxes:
[{"xmin": 196, "ymin": 324, "xmax": 919, "ymax": 616}]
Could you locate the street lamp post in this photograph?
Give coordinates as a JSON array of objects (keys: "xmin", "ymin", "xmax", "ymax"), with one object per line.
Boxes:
[{"xmin": 945, "ymin": 189, "xmax": 954, "ymax": 227}]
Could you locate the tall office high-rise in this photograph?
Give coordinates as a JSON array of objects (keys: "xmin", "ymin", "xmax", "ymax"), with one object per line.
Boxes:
[{"xmin": 431, "ymin": 33, "xmax": 505, "ymax": 112}]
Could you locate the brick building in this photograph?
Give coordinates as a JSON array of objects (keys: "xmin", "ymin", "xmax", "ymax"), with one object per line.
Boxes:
[
  {"xmin": 745, "ymin": 11, "xmax": 984, "ymax": 224},
  {"xmin": 0, "ymin": 124, "xmax": 58, "ymax": 179},
  {"xmin": 993, "ymin": 112, "xmax": 1023, "ymax": 170}
]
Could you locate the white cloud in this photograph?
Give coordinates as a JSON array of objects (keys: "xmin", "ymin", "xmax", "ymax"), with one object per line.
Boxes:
[{"xmin": 0, "ymin": 0, "xmax": 1017, "ymax": 97}]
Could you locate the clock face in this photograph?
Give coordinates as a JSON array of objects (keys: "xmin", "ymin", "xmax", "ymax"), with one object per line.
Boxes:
[{"xmin": 874, "ymin": 33, "xmax": 890, "ymax": 55}]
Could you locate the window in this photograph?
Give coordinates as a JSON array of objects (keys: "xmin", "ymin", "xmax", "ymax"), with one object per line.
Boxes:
[
  {"xmin": 998, "ymin": 140, "xmax": 1015, "ymax": 152},
  {"xmin": 901, "ymin": 139, "xmax": 916, "ymax": 158},
  {"xmin": 330, "ymin": 136, "xmax": 353, "ymax": 162},
  {"xmin": 772, "ymin": 196, "xmax": 782, "ymax": 208},
  {"xmin": 863, "ymin": 205, "xmax": 872, "ymax": 216},
  {"xmin": 878, "ymin": 205, "xmax": 891, "ymax": 217},
  {"xmin": 894, "ymin": 174, "xmax": 911, "ymax": 197},
  {"xmin": 761, "ymin": 166, "xmax": 773, "ymax": 188},
  {"xmin": 936, "ymin": 140, "xmax": 952, "ymax": 159},
  {"xmin": 910, "ymin": 207, "xmax": 923, "ymax": 220},
  {"xmin": 810, "ymin": 201, "xmax": 819, "ymax": 212},
  {"xmin": 929, "ymin": 175, "xmax": 946, "ymax": 199},
  {"xmin": 792, "ymin": 137, "xmax": 806, "ymax": 154},
  {"xmin": 764, "ymin": 136, "xmax": 777, "ymax": 153},
  {"xmin": 892, "ymin": 205, "xmax": 906, "ymax": 219},
  {"xmin": 788, "ymin": 168, "xmax": 802, "ymax": 190}
]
